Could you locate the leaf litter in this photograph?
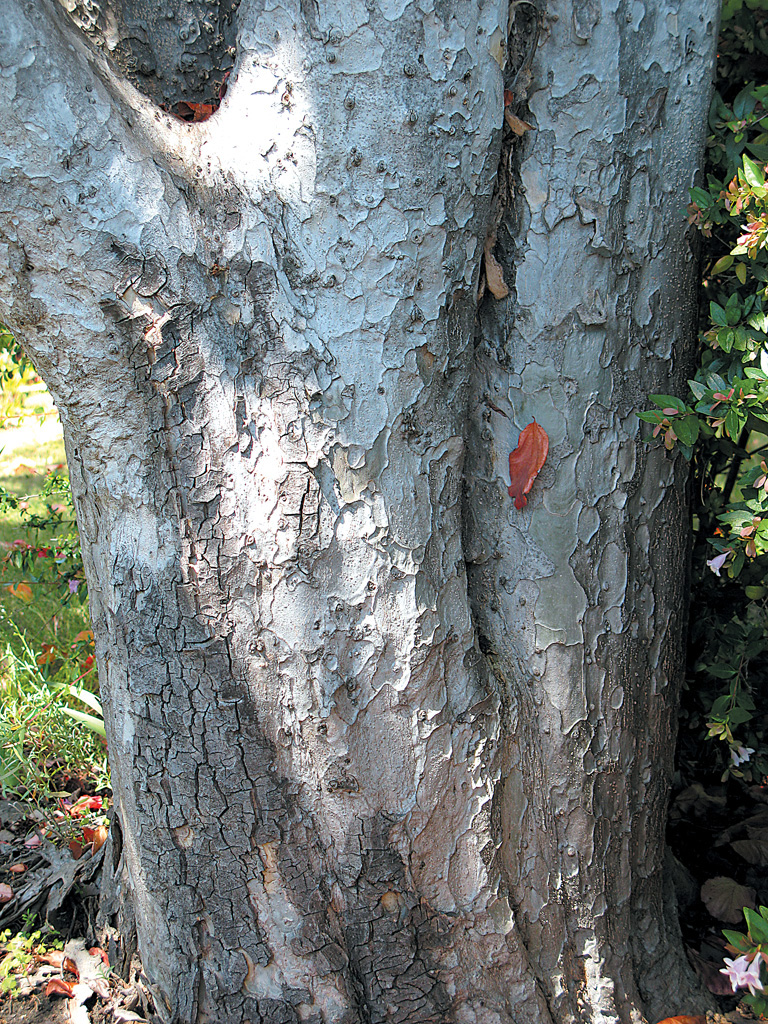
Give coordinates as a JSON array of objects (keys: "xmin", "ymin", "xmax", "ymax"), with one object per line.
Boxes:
[
  {"xmin": 0, "ymin": 799, "xmax": 154, "ymax": 1024},
  {"xmin": 666, "ymin": 776, "xmax": 768, "ymax": 1021}
]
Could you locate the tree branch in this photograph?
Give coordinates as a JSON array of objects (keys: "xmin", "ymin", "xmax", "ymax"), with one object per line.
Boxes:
[{"xmin": 0, "ymin": 0, "xmax": 198, "ymax": 391}]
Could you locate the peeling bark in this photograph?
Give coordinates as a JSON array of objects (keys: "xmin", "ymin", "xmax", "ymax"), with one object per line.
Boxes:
[
  {"xmin": 0, "ymin": 0, "xmax": 718, "ymax": 1022},
  {"xmin": 465, "ymin": 2, "xmax": 720, "ymax": 1018}
]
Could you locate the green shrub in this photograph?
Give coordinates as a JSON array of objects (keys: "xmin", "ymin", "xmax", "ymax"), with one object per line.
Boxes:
[{"xmin": 642, "ymin": 3, "xmax": 768, "ymax": 783}]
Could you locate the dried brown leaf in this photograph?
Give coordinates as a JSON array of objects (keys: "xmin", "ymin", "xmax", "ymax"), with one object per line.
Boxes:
[
  {"xmin": 731, "ymin": 838, "xmax": 768, "ymax": 865},
  {"xmin": 35, "ymin": 950, "xmax": 66, "ymax": 969},
  {"xmin": 483, "ymin": 233, "xmax": 508, "ymax": 300},
  {"xmin": 64, "ymin": 939, "xmax": 110, "ymax": 999},
  {"xmin": 687, "ymin": 946, "xmax": 735, "ymax": 996},
  {"xmin": 672, "ymin": 783, "xmax": 727, "ymax": 818},
  {"xmin": 504, "ymin": 109, "xmax": 534, "ymax": 136},
  {"xmin": 45, "ymin": 977, "xmax": 75, "ymax": 998},
  {"xmin": 701, "ymin": 876, "xmax": 756, "ymax": 923}
]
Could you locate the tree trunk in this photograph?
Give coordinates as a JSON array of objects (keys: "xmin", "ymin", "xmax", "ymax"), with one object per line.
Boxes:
[
  {"xmin": 0, "ymin": 1, "xmax": 718, "ymax": 1022},
  {"xmin": 464, "ymin": 1, "xmax": 720, "ymax": 1019}
]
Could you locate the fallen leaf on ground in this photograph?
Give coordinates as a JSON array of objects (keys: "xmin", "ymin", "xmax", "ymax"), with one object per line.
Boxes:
[
  {"xmin": 8, "ymin": 862, "xmax": 26, "ymax": 873},
  {"xmin": 45, "ymin": 977, "xmax": 75, "ymax": 998},
  {"xmin": 24, "ymin": 832, "xmax": 42, "ymax": 849},
  {"xmin": 36, "ymin": 950, "xmax": 66, "ymax": 968},
  {"xmin": 654, "ymin": 1017, "xmax": 706, "ymax": 1024},
  {"xmin": 731, "ymin": 838, "xmax": 768, "ymax": 865},
  {"xmin": 0, "ymin": 883, "xmax": 12, "ymax": 902},
  {"xmin": 82, "ymin": 825, "xmax": 108, "ymax": 854},
  {"xmin": 671, "ymin": 782, "xmax": 726, "ymax": 817},
  {"xmin": 71, "ymin": 795, "xmax": 103, "ymax": 813},
  {"xmin": 13, "ymin": 964, "xmax": 62, "ymax": 996},
  {"xmin": 88, "ymin": 946, "xmax": 109, "ymax": 966},
  {"xmin": 64, "ymin": 939, "xmax": 110, "ymax": 999},
  {"xmin": 508, "ymin": 421, "xmax": 550, "ymax": 510},
  {"xmin": 686, "ymin": 945, "xmax": 736, "ymax": 995},
  {"xmin": 36, "ymin": 644, "xmax": 56, "ymax": 666},
  {"xmin": 176, "ymin": 101, "xmax": 216, "ymax": 122}
]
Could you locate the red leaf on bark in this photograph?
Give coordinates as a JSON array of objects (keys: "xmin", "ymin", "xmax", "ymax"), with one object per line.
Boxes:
[
  {"xmin": 45, "ymin": 978, "xmax": 75, "ymax": 998},
  {"xmin": 508, "ymin": 421, "xmax": 549, "ymax": 510}
]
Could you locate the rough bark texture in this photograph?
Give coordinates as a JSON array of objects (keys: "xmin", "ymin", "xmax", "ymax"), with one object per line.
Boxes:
[
  {"xmin": 464, "ymin": 0, "xmax": 720, "ymax": 1020},
  {"xmin": 0, "ymin": 0, "xmax": 718, "ymax": 1022}
]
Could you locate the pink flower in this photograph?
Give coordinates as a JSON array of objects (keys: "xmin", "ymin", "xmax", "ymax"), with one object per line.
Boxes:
[
  {"xmin": 707, "ymin": 551, "xmax": 730, "ymax": 576},
  {"xmin": 731, "ymin": 744, "xmax": 755, "ymax": 767},
  {"xmin": 68, "ymin": 580, "xmax": 80, "ymax": 594},
  {"xmin": 721, "ymin": 954, "xmax": 765, "ymax": 995},
  {"xmin": 744, "ymin": 954, "xmax": 765, "ymax": 996},
  {"xmin": 721, "ymin": 954, "xmax": 753, "ymax": 992}
]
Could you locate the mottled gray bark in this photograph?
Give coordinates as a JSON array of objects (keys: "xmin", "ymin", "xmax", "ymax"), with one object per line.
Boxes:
[
  {"xmin": 464, "ymin": 1, "xmax": 720, "ymax": 1020},
  {"xmin": 0, "ymin": 0, "xmax": 717, "ymax": 1022}
]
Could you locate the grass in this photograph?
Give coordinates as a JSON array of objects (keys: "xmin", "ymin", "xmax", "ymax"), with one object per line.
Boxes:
[{"xmin": 0, "ymin": 389, "xmax": 107, "ymax": 801}]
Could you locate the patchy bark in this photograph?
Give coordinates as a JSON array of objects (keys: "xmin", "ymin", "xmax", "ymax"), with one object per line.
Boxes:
[
  {"xmin": 0, "ymin": 0, "xmax": 718, "ymax": 1022},
  {"xmin": 464, "ymin": 1, "xmax": 721, "ymax": 1020}
]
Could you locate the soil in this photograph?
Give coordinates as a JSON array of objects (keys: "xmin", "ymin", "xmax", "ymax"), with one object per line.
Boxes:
[
  {"xmin": 0, "ymin": 993, "xmax": 117, "ymax": 1024},
  {"xmin": 0, "ymin": 993, "xmax": 69, "ymax": 1023}
]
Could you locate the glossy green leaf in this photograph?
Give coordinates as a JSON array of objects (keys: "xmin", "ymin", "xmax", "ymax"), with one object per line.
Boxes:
[
  {"xmin": 743, "ymin": 154, "xmax": 766, "ymax": 187},
  {"xmin": 711, "ymin": 301, "xmax": 729, "ymax": 326}
]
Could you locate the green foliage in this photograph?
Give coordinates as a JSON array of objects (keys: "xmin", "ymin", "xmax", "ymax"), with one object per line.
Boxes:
[
  {"xmin": 645, "ymin": 7, "xmax": 768, "ymax": 784},
  {"xmin": 0, "ymin": 326, "xmax": 48, "ymax": 427},
  {"xmin": 721, "ymin": 906, "xmax": 768, "ymax": 1016},
  {"xmin": 0, "ymin": 615, "xmax": 107, "ymax": 799},
  {"xmin": 0, "ymin": 918, "xmax": 63, "ymax": 996},
  {"xmin": 61, "ymin": 685, "xmax": 105, "ymax": 740},
  {"xmin": 0, "ymin": 469, "xmax": 85, "ymax": 608},
  {"xmin": 0, "ymin": 328, "xmax": 105, "ymax": 799}
]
